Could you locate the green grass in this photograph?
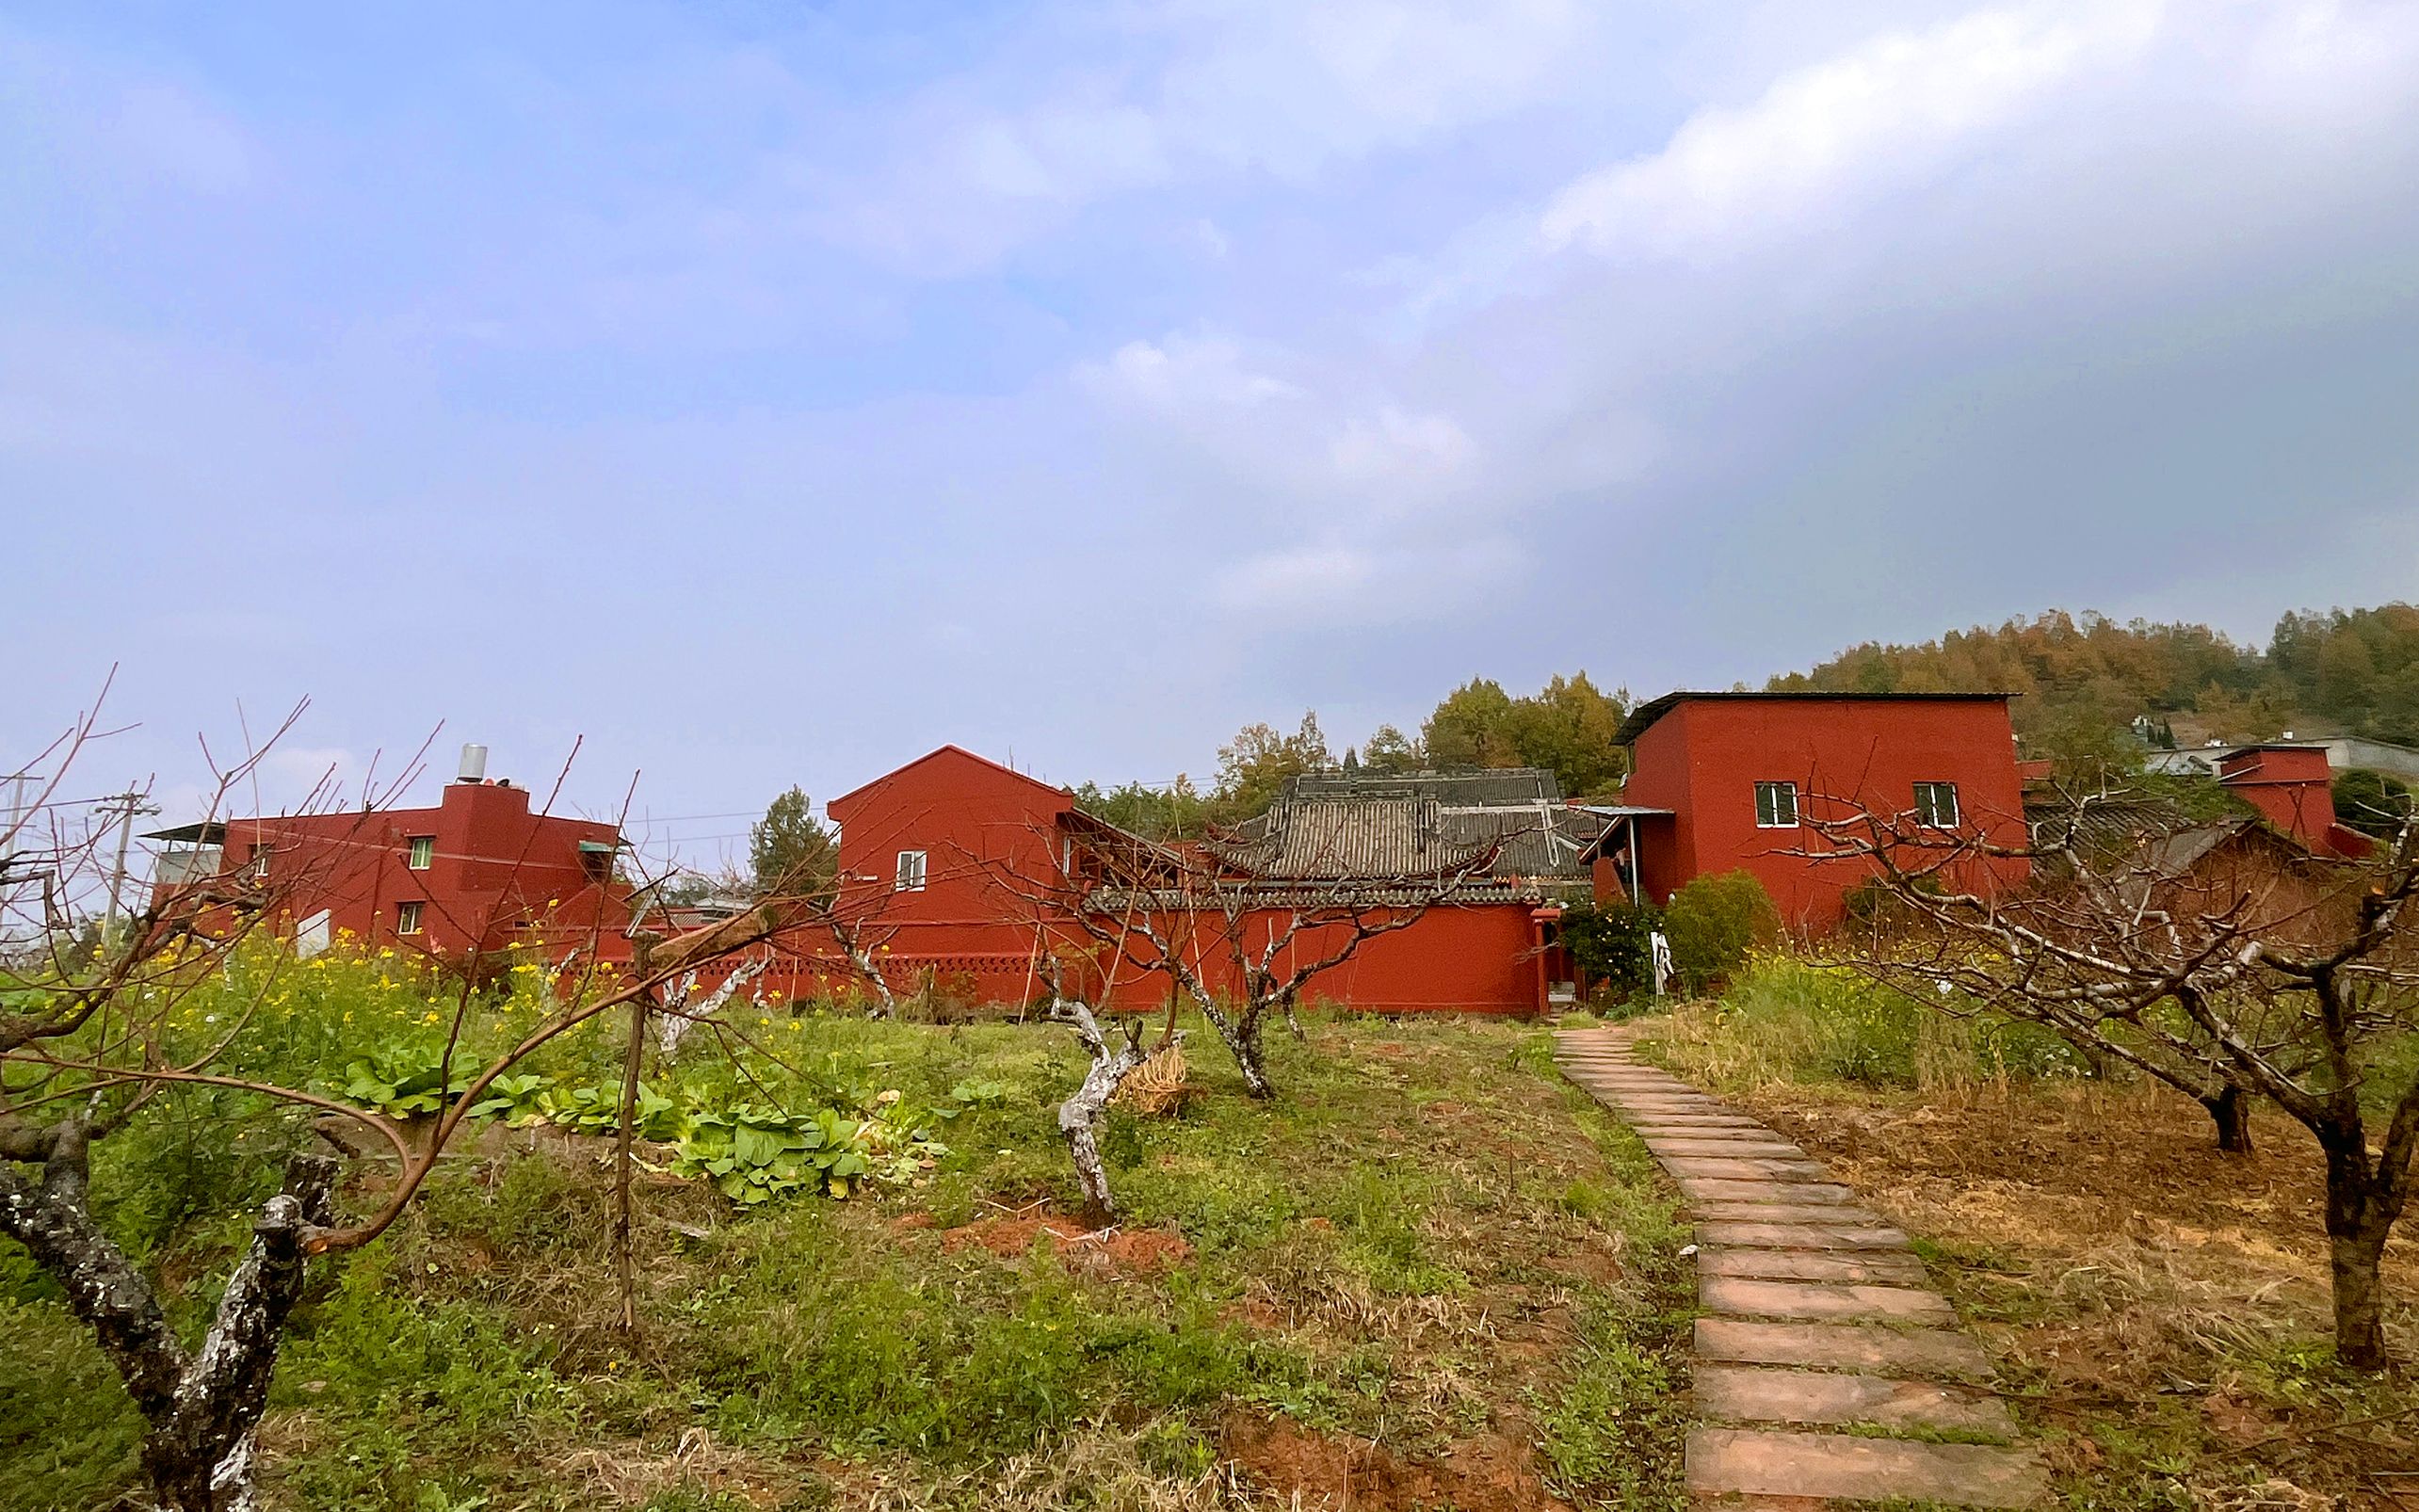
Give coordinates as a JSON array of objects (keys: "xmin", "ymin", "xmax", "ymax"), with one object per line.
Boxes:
[{"xmin": 2, "ymin": 952, "xmax": 1690, "ymax": 1510}]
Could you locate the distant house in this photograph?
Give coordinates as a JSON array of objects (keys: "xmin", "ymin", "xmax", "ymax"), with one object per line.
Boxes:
[
  {"xmin": 2148, "ymin": 734, "xmax": 2419, "ymax": 787},
  {"xmin": 146, "ymin": 747, "xmax": 631, "ymax": 961},
  {"xmin": 2027, "ymin": 797, "xmax": 2350, "ymax": 947},
  {"xmin": 2203, "ymin": 746, "xmax": 2373, "ymax": 858},
  {"xmin": 1586, "ymin": 692, "xmax": 2032, "ymax": 931}
]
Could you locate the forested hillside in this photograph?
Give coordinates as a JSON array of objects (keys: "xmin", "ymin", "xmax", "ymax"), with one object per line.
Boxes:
[
  {"xmin": 1077, "ymin": 603, "xmax": 2418, "ymax": 838},
  {"xmin": 1772, "ymin": 604, "xmax": 2419, "ymax": 748}
]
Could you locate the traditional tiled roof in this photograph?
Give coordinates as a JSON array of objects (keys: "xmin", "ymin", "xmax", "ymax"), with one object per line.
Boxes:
[
  {"xmin": 1212, "ymin": 767, "xmax": 1609, "ymax": 882},
  {"xmin": 2025, "ymin": 796, "xmax": 2301, "ymax": 879}
]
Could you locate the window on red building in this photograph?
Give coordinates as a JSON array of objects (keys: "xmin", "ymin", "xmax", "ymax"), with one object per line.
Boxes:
[
  {"xmin": 250, "ymin": 843, "xmax": 275, "ymax": 878},
  {"xmin": 895, "ymin": 849, "xmax": 927, "ymax": 892},
  {"xmin": 578, "ymin": 840, "xmax": 615, "ymax": 885},
  {"xmin": 1913, "ymin": 781, "xmax": 1961, "ymax": 828},
  {"xmin": 1753, "ymin": 781, "xmax": 1799, "ymax": 828},
  {"xmin": 407, "ymin": 835, "xmax": 435, "ymax": 870},
  {"xmin": 396, "ymin": 901, "xmax": 425, "ymax": 935}
]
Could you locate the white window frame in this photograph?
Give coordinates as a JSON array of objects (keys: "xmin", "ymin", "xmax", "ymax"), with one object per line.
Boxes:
[
  {"xmin": 1913, "ymin": 781, "xmax": 1961, "ymax": 829},
  {"xmin": 396, "ymin": 900, "xmax": 425, "ymax": 935},
  {"xmin": 250, "ymin": 843, "xmax": 274, "ymax": 879},
  {"xmin": 1753, "ymin": 780, "xmax": 1799, "ymax": 828},
  {"xmin": 406, "ymin": 835, "xmax": 435, "ymax": 870},
  {"xmin": 894, "ymin": 849, "xmax": 927, "ymax": 893}
]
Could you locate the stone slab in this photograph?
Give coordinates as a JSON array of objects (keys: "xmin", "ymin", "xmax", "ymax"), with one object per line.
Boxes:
[
  {"xmin": 1699, "ymin": 1275, "xmax": 1954, "ymax": 1324},
  {"xmin": 1642, "ymin": 1138, "xmax": 1808, "ymax": 1159},
  {"xmin": 1678, "ymin": 1179, "xmax": 1857, "ymax": 1205},
  {"xmin": 1685, "ymin": 1427, "xmax": 2044, "ymax": 1507},
  {"xmin": 1697, "ymin": 1220, "xmax": 1905, "ymax": 1249},
  {"xmin": 1698, "ymin": 1248, "xmax": 1928, "ymax": 1285},
  {"xmin": 1695, "ymin": 1318, "xmax": 1992, "ymax": 1380},
  {"xmin": 1661, "ymin": 1157, "xmax": 1834, "ymax": 1182},
  {"xmin": 1692, "ymin": 1363, "xmax": 2016, "ymax": 1439},
  {"xmin": 1689, "ymin": 1202, "xmax": 1895, "ymax": 1226}
]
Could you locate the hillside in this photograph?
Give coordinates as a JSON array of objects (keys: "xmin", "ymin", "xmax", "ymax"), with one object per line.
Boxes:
[{"xmin": 1770, "ymin": 603, "xmax": 2419, "ymax": 749}]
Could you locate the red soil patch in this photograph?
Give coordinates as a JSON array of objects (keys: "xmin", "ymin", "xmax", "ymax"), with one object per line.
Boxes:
[
  {"xmin": 1221, "ymin": 1415, "xmax": 1570, "ymax": 1512},
  {"xmin": 940, "ymin": 1215, "xmax": 1193, "ymax": 1275}
]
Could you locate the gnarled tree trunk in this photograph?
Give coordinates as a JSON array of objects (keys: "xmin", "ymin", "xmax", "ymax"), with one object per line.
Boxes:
[
  {"xmin": 1047, "ymin": 993, "xmax": 1174, "ymax": 1226},
  {"xmin": 0, "ymin": 1127, "xmax": 335, "ymax": 1511},
  {"xmin": 2204, "ymin": 1082, "xmax": 2254, "ymax": 1155},
  {"xmin": 2318, "ymin": 1129, "xmax": 2399, "ymax": 1371}
]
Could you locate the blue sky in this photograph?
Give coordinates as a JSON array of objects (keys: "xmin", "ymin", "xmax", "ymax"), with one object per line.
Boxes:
[{"xmin": 8, "ymin": 1, "xmax": 2418, "ymax": 872}]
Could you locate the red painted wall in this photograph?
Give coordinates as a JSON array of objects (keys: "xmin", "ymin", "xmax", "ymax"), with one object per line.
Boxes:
[
  {"xmin": 2215, "ymin": 748, "xmax": 2351, "ymax": 853},
  {"xmin": 822, "ymin": 746, "xmax": 1082, "ymax": 1002},
  {"xmin": 795, "ymin": 746, "xmax": 1556, "ymax": 1015},
  {"xmin": 1621, "ymin": 697, "xmax": 2030, "ymax": 931},
  {"xmin": 172, "ymin": 779, "xmax": 630, "ymax": 959}
]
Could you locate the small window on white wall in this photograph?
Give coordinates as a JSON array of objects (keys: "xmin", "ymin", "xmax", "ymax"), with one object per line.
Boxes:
[{"xmin": 895, "ymin": 849, "xmax": 927, "ymax": 893}]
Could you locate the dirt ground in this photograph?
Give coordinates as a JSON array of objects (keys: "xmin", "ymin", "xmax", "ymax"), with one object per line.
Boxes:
[
  {"xmin": 1218, "ymin": 1414, "xmax": 1572, "ymax": 1512},
  {"xmin": 1702, "ymin": 1071, "xmax": 2419, "ymax": 1507}
]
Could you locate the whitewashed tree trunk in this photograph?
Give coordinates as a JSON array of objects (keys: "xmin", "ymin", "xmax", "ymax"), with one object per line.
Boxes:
[
  {"xmin": 655, "ymin": 957, "xmax": 769, "ymax": 1058},
  {"xmin": 1043, "ymin": 989, "xmax": 1172, "ymax": 1225}
]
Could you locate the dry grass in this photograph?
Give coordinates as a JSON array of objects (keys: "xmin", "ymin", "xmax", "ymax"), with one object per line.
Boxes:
[{"xmin": 1637, "ymin": 1005, "xmax": 2419, "ymax": 1508}]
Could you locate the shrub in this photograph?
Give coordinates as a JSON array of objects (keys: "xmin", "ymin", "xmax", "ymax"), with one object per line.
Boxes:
[
  {"xmin": 1558, "ymin": 903, "xmax": 1661, "ymax": 1003},
  {"xmin": 1662, "ymin": 871, "xmax": 1778, "ymax": 994},
  {"xmin": 2334, "ymin": 767, "xmax": 2414, "ymax": 840}
]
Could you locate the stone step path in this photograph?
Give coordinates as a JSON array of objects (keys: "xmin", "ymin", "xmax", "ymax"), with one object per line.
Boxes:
[{"xmin": 1555, "ymin": 1026, "xmax": 2046, "ymax": 1509}]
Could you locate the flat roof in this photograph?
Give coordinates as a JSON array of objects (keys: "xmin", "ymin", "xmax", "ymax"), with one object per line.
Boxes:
[{"xmin": 1614, "ymin": 690, "xmax": 2017, "ymax": 747}]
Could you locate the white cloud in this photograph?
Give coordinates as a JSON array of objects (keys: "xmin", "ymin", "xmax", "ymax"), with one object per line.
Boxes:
[
  {"xmin": 1329, "ymin": 405, "xmax": 1476, "ymax": 486},
  {"xmin": 820, "ymin": 0, "xmax": 1603, "ymax": 269},
  {"xmin": 1541, "ymin": 1, "xmax": 2162, "ymax": 259},
  {"xmin": 0, "ymin": 24, "xmax": 263, "ymax": 197},
  {"xmin": 1078, "ymin": 331, "xmax": 1304, "ymax": 410},
  {"xmin": 1209, "ymin": 537, "xmax": 1524, "ymax": 625}
]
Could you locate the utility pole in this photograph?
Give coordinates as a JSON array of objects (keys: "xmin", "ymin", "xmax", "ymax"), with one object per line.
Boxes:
[
  {"xmin": 0, "ymin": 770, "xmax": 29, "ymax": 941},
  {"xmin": 98, "ymin": 787, "xmax": 161, "ymax": 941}
]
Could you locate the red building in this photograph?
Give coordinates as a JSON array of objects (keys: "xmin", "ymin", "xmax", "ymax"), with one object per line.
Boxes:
[
  {"xmin": 147, "ymin": 749, "xmax": 632, "ymax": 960},
  {"xmin": 2208, "ymin": 745, "xmax": 2372, "ymax": 858},
  {"xmin": 750, "ymin": 746, "xmax": 1589, "ymax": 1015},
  {"xmin": 1588, "ymin": 692, "xmax": 2032, "ymax": 931}
]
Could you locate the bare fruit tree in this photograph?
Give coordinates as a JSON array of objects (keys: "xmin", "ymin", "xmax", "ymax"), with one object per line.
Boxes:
[
  {"xmin": 0, "ymin": 700, "xmax": 792, "ymax": 1510},
  {"xmin": 1023, "ymin": 809, "xmax": 1518, "ymax": 1099},
  {"xmin": 1037, "ymin": 956, "xmax": 1177, "ymax": 1226},
  {"xmin": 1808, "ymin": 788, "xmax": 2419, "ymax": 1370}
]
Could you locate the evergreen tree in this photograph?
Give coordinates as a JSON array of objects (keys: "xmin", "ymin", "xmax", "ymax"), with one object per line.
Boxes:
[{"xmin": 749, "ymin": 786, "xmax": 837, "ymax": 897}]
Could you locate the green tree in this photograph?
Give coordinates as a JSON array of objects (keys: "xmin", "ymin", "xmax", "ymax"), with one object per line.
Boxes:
[
  {"xmin": 2333, "ymin": 768, "xmax": 2414, "ymax": 841},
  {"xmin": 749, "ymin": 786, "xmax": 837, "ymax": 896},
  {"xmin": 1214, "ymin": 713, "xmax": 1331, "ymax": 819},
  {"xmin": 1072, "ymin": 776, "xmax": 1214, "ymax": 839},
  {"xmin": 1663, "ymin": 871, "xmax": 1778, "ymax": 995},
  {"xmin": 1360, "ymin": 723, "xmax": 1424, "ymax": 774},
  {"xmin": 1559, "ymin": 902, "xmax": 1660, "ymax": 1003},
  {"xmin": 1422, "ymin": 679, "xmax": 1520, "ymax": 768},
  {"xmin": 1503, "ymin": 672, "xmax": 1628, "ymax": 797}
]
